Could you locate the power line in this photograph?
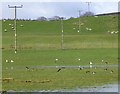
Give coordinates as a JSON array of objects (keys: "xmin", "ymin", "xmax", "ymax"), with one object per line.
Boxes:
[{"xmin": 8, "ymin": 5, "xmax": 23, "ymax": 54}]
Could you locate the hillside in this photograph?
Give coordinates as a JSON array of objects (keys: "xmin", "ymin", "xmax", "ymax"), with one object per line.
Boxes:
[
  {"xmin": 2, "ymin": 14, "xmax": 118, "ymax": 35},
  {"xmin": 2, "ymin": 15, "xmax": 118, "ymax": 50},
  {"xmin": 2, "ymin": 14, "xmax": 118, "ymax": 91}
]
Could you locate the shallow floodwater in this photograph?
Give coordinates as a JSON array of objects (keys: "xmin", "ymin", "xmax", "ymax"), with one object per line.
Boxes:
[
  {"xmin": 60, "ymin": 84, "xmax": 118, "ymax": 92},
  {"xmin": 38, "ymin": 84, "xmax": 118, "ymax": 92},
  {"xmin": 8, "ymin": 84, "xmax": 118, "ymax": 92},
  {"xmin": 68, "ymin": 84, "xmax": 118, "ymax": 92}
]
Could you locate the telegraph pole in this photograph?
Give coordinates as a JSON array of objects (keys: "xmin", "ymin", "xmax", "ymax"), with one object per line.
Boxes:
[
  {"xmin": 78, "ymin": 10, "xmax": 81, "ymax": 32},
  {"xmin": 61, "ymin": 17, "xmax": 64, "ymax": 50},
  {"xmin": 8, "ymin": 5, "xmax": 23, "ymax": 53},
  {"xmin": 86, "ymin": 2, "xmax": 91, "ymax": 12}
]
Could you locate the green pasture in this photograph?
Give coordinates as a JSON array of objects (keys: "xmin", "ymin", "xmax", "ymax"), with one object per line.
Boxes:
[{"xmin": 1, "ymin": 15, "xmax": 118, "ymax": 91}]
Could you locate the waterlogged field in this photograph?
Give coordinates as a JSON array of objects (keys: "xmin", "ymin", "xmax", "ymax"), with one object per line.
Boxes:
[{"xmin": 2, "ymin": 15, "xmax": 118, "ymax": 91}]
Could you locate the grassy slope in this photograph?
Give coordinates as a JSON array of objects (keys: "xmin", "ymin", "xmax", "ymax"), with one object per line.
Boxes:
[
  {"xmin": 2, "ymin": 15, "xmax": 118, "ymax": 49},
  {"xmin": 2, "ymin": 15, "xmax": 118, "ymax": 91}
]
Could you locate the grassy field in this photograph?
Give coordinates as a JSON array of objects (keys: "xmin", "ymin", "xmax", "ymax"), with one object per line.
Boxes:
[{"xmin": 2, "ymin": 15, "xmax": 118, "ymax": 91}]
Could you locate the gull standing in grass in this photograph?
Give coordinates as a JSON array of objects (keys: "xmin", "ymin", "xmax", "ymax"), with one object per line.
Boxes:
[
  {"xmin": 4, "ymin": 29, "xmax": 7, "ymax": 32},
  {"xmin": 20, "ymin": 24, "xmax": 23, "ymax": 27},
  {"xmin": 5, "ymin": 60, "xmax": 9, "ymax": 63},
  {"xmin": 9, "ymin": 24, "xmax": 11, "ymax": 26},
  {"xmin": 3, "ymin": 19, "xmax": 6, "ymax": 22},
  {"xmin": 89, "ymin": 61, "xmax": 93, "ymax": 68},
  {"xmin": 55, "ymin": 58, "xmax": 58, "ymax": 63},
  {"xmin": 11, "ymin": 60, "xmax": 14, "ymax": 63}
]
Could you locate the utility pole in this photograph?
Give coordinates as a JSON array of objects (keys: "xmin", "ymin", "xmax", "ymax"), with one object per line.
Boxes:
[
  {"xmin": 86, "ymin": 2, "xmax": 91, "ymax": 12},
  {"xmin": 78, "ymin": 10, "xmax": 82, "ymax": 32},
  {"xmin": 61, "ymin": 17, "xmax": 64, "ymax": 50},
  {"xmin": 8, "ymin": 5, "xmax": 23, "ymax": 54}
]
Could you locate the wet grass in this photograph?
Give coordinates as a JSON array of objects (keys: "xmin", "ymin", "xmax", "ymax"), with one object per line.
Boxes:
[
  {"xmin": 2, "ymin": 66, "xmax": 118, "ymax": 91},
  {"xmin": 2, "ymin": 15, "xmax": 118, "ymax": 91},
  {"xmin": 2, "ymin": 48, "xmax": 118, "ymax": 91}
]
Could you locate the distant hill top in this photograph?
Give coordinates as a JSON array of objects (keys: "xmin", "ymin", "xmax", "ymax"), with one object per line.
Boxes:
[{"xmin": 96, "ymin": 12, "xmax": 120, "ymax": 16}]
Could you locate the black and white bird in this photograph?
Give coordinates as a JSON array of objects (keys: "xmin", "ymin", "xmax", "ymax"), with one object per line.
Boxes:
[
  {"xmin": 57, "ymin": 68, "xmax": 61, "ymax": 72},
  {"xmin": 105, "ymin": 62, "xmax": 108, "ymax": 64},
  {"xmin": 110, "ymin": 70, "xmax": 114, "ymax": 73},
  {"xmin": 92, "ymin": 72, "xmax": 96, "ymax": 75},
  {"xmin": 26, "ymin": 67, "xmax": 29, "ymax": 70},
  {"xmin": 79, "ymin": 67, "xmax": 83, "ymax": 70},
  {"xmin": 104, "ymin": 68, "xmax": 108, "ymax": 71}
]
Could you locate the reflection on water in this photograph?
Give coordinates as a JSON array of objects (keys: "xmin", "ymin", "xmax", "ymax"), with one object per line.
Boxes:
[
  {"xmin": 37, "ymin": 84, "xmax": 118, "ymax": 92},
  {"xmin": 7, "ymin": 84, "xmax": 118, "ymax": 92},
  {"xmin": 58, "ymin": 84, "xmax": 118, "ymax": 92}
]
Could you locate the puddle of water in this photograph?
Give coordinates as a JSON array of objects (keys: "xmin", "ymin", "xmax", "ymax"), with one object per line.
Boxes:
[
  {"xmin": 7, "ymin": 84, "xmax": 118, "ymax": 92},
  {"xmin": 37, "ymin": 84, "xmax": 118, "ymax": 92},
  {"xmin": 59, "ymin": 84, "xmax": 118, "ymax": 92}
]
